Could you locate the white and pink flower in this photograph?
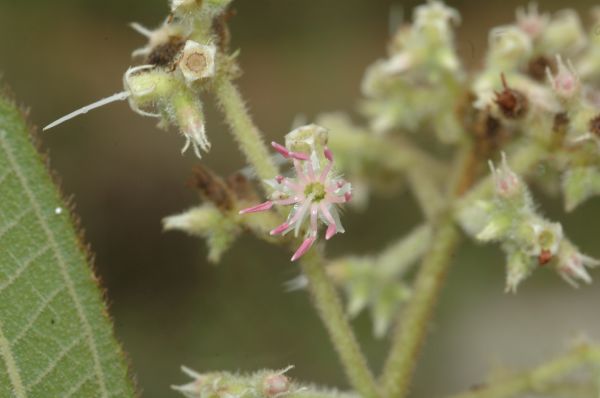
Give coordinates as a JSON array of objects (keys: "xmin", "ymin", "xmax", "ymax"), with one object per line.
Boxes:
[{"xmin": 240, "ymin": 142, "xmax": 351, "ymax": 261}]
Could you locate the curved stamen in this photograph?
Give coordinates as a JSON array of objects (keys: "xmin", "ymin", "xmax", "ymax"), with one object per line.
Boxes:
[
  {"xmin": 240, "ymin": 201, "xmax": 273, "ymax": 214},
  {"xmin": 291, "ymin": 236, "xmax": 316, "ymax": 262}
]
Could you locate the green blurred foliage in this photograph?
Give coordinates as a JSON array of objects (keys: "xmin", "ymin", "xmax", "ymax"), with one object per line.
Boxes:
[{"xmin": 1, "ymin": 0, "xmax": 600, "ymax": 397}]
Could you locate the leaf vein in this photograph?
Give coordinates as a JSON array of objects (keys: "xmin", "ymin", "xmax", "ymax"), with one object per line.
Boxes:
[
  {"xmin": 10, "ymin": 286, "xmax": 66, "ymax": 346},
  {"xmin": 0, "ymin": 245, "xmax": 51, "ymax": 293},
  {"xmin": 0, "ymin": 208, "xmax": 32, "ymax": 240},
  {"xmin": 0, "ymin": 131, "xmax": 110, "ymax": 397},
  {"xmin": 25, "ymin": 335, "xmax": 84, "ymax": 391},
  {"xmin": 0, "ymin": 321, "xmax": 26, "ymax": 398}
]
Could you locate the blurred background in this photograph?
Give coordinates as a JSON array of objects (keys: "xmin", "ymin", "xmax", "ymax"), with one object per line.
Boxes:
[{"xmin": 1, "ymin": 0, "xmax": 600, "ymax": 396}]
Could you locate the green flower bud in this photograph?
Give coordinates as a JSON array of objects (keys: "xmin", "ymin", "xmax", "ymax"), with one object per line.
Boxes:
[{"xmin": 505, "ymin": 247, "xmax": 536, "ymax": 293}]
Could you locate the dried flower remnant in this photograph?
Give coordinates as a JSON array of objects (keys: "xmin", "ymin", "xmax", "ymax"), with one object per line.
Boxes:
[
  {"xmin": 178, "ymin": 41, "xmax": 217, "ymax": 84},
  {"xmin": 240, "ymin": 128, "xmax": 351, "ymax": 262},
  {"xmin": 494, "ymin": 74, "xmax": 528, "ymax": 119}
]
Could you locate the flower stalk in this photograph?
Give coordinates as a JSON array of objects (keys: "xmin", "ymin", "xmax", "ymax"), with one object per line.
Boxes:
[{"xmin": 213, "ymin": 77, "xmax": 379, "ymax": 398}]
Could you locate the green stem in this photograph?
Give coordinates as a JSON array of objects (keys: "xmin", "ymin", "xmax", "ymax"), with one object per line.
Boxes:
[
  {"xmin": 380, "ymin": 143, "xmax": 475, "ymax": 398},
  {"xmin": 446, "ymin": 345, "xmax": 600, "ymax": 398},
  {"xmin": 214, "ymin": 78, "xmax": 378, "ymax": 397},
  {"xmin": 300, "ymin": 250, "xmax": 380, "ymax": 398},
  {"xmin": 213, "ymin": 78, "xmax": 279, "ymax": 183},
  {"xmin": 380, "ymin": 213, "xmax": 461, "ymax": 398}
]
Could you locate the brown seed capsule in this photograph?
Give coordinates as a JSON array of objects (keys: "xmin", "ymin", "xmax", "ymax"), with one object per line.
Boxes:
[{"xmin": 494, "ymin": 74, "xmax": 528, "ymax": 119}]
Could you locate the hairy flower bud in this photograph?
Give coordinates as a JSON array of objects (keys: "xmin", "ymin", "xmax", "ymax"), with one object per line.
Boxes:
[
  {"xmin": 505, "ymin": 248, "xmax": 535, "ymax": 293},
  {"xmin": 546, "ymin": 55, "xmax": 580, "ymax": 99},
  {"xmin": 555, "ymin": 240, "xmax": 600, "ymax": 288},
  {"xmin": 516, "ymin": 3, "xmax": 549, "ymax": 39}
]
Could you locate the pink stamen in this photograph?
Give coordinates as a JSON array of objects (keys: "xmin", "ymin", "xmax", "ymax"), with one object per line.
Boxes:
[
  {"xmin": 275, "ymin": 175, "xmax": 285, "ymax": 184},
  {"xmin": 310, "ymin": 205, "xmax": 319, "ymax": 236},
  {"xmin": 291, "ymin": 237, "xmax": 316, "ymax": 262},
  {"xmin": 306, "ymin": 158, "xmax": 316, "ymax": 180},
  {"xmin": 239, "ymin": 201, "xmax": 273, "ymax": 214},
  {"xmin": 272, "ymin": 142, "xmax": 291, "ymax": 158},
  {"xmin": 293, "ymin": 159, "xmax": 307, "ymax": 183},
  {"xmin": 325, "ymin": 224, "xmax": 336, "ymax": 240},
  {"xmin": 320, "ymin": 157, "xmax": 333, "ymax": 183},
  {"xmin": 320, "ymin": 203, "xmax": 337, "ymax": 240},
  {"xmin": 290, "ymin": 151, "xmax": 309, "ymax": 161},
  {"xmin": 274, "ymin": 197, "xmax": 299, "ymax": 206},
  {"xmin": 270, "ymin": 222, "xmax": 290, "ymax": 236},
  {"xmin": 283, "ymin": 179, "xmax": 303, "ymax": 192},
  {"xmin": 324, "ymin": 147, "xmax": 333, "ymax": 162}
]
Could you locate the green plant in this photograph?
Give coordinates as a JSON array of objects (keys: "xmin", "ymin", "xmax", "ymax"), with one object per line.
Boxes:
[{"xmin": 2, "ymin": 1, "xmax": 600, "ymax": 397}]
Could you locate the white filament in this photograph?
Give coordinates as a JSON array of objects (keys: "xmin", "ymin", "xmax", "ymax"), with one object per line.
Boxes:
[
  {"xmin": 43, "ymin": 91, "xmax": 130, "ymax": 131},
  {"xmin": 129, "ymin": 22, "xmax": 153, "ymax": 38}
]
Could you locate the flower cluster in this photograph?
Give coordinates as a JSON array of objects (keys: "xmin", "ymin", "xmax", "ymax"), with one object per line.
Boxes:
[
  {"xmin": 45, "ymin": 0, "xmax": 233, "ymax": 158},
  {"xmin": 173, "ymin": 366, "xmax": 306, "ymax": 398},
  {"xmin": 361, "ymin": 0, "xmax": 464, "ymax": 143},
  {"xmin": 240, "ymin": 126, "xmax": 352, "ymax": 262},
  {"xmin": 460, "ymin": 154, "xmax": 598, "ymax": 292}
]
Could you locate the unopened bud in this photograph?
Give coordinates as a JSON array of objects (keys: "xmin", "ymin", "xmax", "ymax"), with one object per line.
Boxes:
[{"xmin": 546, "ymin": 55, "xmax": 579, "ymax": 99}]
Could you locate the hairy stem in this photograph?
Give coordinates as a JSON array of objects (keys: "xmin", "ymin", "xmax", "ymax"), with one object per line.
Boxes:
[
  {"xmin": 300, "ymin": 250, "xmax": 380, "ymax": 398},
  {"xmin": 380, "ymin": 143, "xmax": 476, "ymax": 398},
  {"xmin": 214, "ymin": 77, "xmax": 378, "ymax": 397},
  {"xmin": 446, "ymin": 345, "xmax": 600, "ymax": 398},
  {"xmin": 214, "ymin": 78, "xmax": 279, "ymax": 183},
  {"xmin": 380, "ymin": 213, "xmax": 461, "ymax": 398}
]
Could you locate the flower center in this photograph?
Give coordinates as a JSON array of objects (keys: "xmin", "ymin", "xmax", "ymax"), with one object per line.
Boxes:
[
  {"xmin": 304, "ymin": 182, "xmax": 326, "ymax": 202},
  {"xmin": 538, "ymin": 228, "xmax": 556, "ymax": 250}
]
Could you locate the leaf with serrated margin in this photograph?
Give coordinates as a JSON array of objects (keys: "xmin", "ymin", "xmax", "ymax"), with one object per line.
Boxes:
[{"xmin": 0, "ymin": 93, "xmax": 136, "ymax": 398}]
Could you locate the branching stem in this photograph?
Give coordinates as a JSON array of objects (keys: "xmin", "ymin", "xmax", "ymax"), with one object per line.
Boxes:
[
  {"xmin": 446, "ymin": 344, "xmax": 600, "ymax": 398},
  {"xmin": 214, "ymin": 77, "xmax": 379, "ymax": 398}
]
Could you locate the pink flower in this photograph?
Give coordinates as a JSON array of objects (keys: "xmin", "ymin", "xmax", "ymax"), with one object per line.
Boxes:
[
  {"xmin": 516, "ymin": 3, "xmax": 549, "ymax": 39},
  {"xmin": 546, "ymin": 55, "xmax": 580, "ymax": 99},
  {"xmin": 240, "ymin": 142, "xmax": 352, "ymax": 261},
  {"xmin": 489, "ymin": 152, "xmax": 522, "ymax": 198},
  {"xmin": 556, "ymin": 245, "xmax": 599, "ymax": 288}
]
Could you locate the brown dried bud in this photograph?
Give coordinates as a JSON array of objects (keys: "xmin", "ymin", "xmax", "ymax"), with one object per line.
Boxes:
[
  {"xmin": 589, "ymin": 114, "xmax": 600, "ymax": 138},
  {"xmin": 494, "ymin": 74, "xmax": 528, "ymax": 119},
  {"xmin": 190, "ymin": 165, "xmax": 234, "ymax": 211},
  {"xmin": 553, "ymin": 112, "xmax": 569, "ymax": 133},
  {"xmin": 147, "ymin": 36, "xmax": 186, "ymax": 67},
  {"xmin": 226, "ymin": 172, "xmax": 258, "ymax": 202},
  {"xmin": 527, "ymin": 55, "xmax": 556, "ymax": 82}
]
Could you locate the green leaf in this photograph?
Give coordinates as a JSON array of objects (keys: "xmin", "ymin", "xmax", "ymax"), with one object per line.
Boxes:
[{"xmin": 0, "ymin": 94, "xmax": 135, "ymax": 397}]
